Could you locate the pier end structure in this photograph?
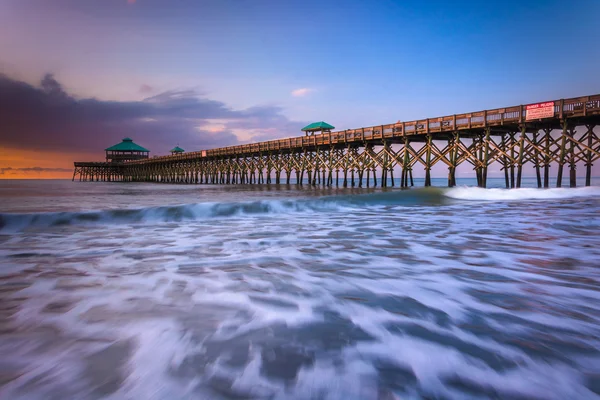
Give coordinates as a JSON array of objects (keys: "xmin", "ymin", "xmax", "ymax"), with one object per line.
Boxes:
[
  {"xmin": 105, "ymin": 137, "xmax": 149, "ymax": 163},
  {"xmin": 73, "ymin": 137, "xmax": 150, "ymax": 181}
]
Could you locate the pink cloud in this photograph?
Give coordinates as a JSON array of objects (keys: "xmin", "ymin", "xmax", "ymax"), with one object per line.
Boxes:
[
  {"xmin": 139, "ymin": 84, "xmax": 153, "ymax": 94},
  {"xmin": 291, "ymin": 88, "xmax": 313, "ymax": 97}
]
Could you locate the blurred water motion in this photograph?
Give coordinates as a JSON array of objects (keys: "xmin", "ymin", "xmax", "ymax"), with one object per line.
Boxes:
[{"xmin": 1, "ymin": 180, "xmax": 600, "ymax": 399}]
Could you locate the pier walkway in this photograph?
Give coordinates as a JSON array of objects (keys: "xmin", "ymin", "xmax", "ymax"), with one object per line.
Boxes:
[{"xmin": 74, "ymin": 94, "xmax": 600, "ymax": 188}]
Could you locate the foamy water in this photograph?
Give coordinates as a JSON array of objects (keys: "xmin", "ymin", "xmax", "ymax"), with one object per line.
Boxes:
[{"xmin": 1, "ymin": 180, "xmax": 600, "ymax": 399}]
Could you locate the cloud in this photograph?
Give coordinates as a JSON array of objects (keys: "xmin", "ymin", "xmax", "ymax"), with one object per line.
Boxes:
[
  {"xmin": 0, "ymin": 74, "xmax": 307, "ymax": 157},
  {"xmin": 0, "ymin": 167, "xmax": 73, "ymax": 175},
  {"xmin": 291, "ymin": 88, "xmax": 313, "ymax": 97},
  {"xmin": 139, "ymin": 84, "xmax": 153, "ymax": 94}
]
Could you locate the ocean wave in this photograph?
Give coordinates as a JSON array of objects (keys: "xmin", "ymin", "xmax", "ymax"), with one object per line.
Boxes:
[
  {"xmin": 2, "ymin": 186, "xmax": 599, "ymax": 232},
  {"xmin": 0, "ymin": 189, "xmax": 444, "ymax": 232},
  {"xmin": 445, "ymin": 186, "xmax": 600, "ymax": 201}
]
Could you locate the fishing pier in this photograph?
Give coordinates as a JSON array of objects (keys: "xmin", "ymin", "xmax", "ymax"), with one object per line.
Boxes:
[{"xmin": 73, "ymin": 94, "xmax": 600, "ymax": 188}]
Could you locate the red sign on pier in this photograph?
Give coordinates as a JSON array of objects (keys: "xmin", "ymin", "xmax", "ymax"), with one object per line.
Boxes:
[{"xmin": 525, "ymin": 102, "xmax": 555, "ymax": 120}]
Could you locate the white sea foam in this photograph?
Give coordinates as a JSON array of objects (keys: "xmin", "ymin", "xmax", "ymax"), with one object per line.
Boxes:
[{"xmin": 445, "ymin": 185, "xmax": 600, "ymax": 201}]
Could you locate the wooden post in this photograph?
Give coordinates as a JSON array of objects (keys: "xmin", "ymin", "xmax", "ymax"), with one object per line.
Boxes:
[
  {"xmin": 559, "ymin": 99, "xmax": 564, "ymax": 120},
  {"xmin": 510, "ymin": 133, "xmax": 515, "ymax": 188},
  {"xmin": 343, "ymin": 147, "xmax": 349, "ymax": 188},
  {"xmin": 482, "ymin": 128, "xmax": 490, "ymax": 188},
  {"xmin": 381, "ymin": 143, "xmax": 388, "ymax": 187},
  {"xmin": 447, "ymin": 136, "xmax": 454, "ymax": 187},
  {"xmin": 519, "ymin": 104, "xmax": 524, "ymax": 124},
  {"xmin": 403, "ymin": 137, "xmax": 410, "ymax": 188},
  {"xmin": 532, "ymin": 131, "xmax": 541, "ymax": 188},
  {"xmin": 569, "ymin": 128, "xmax": 576, "ymax": 188},
  {"xmin": 543, "ymin": 128, "xmax": 551, "ymax": 188},
  {"xmin": 400, "ymin": 145, "xmax": 408, "ymax": 187},
  {"xmin": 425, "ymin": 135, "xmax": 432, "ymax": 187},
  {"xmin": 500, "ymin": 134, "xmax": 509, "ymax": 188},
  {"xmin": 557, "ymin": 121, "xmax": 568, "ymax": 188},
  {"xmin": 372, "ymin": 164, "xmax": 377, "ymax": 187},
  {"xmin": 268, "ymin": 154, "xmax": 273, "ymax": 185},
  {"xmin": 586, "ymin": 125, "xmax": 595, "ymax": 186},
  {"xmin": 449, "ymin": 133, "xmax": 458, "ymax": 187},
  {"xmin": 516, "ymin": 125, "xmax": 526, "ymax": 188},
  {"xmin": 315, "ymin": 152, "xmax": 320, "ymax": 185},
  {"xmin": 476, "ymin": 136, "xmax": 482, "ymax": 187}
]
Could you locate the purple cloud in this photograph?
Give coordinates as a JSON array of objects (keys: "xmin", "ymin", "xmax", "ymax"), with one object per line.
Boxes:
[{"xmin": 0, "ymin": 74, "xmax": 307, "ymax": 157}]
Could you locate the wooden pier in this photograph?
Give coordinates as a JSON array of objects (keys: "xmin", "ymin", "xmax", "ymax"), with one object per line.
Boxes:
[{"xmin": 74, "ymin": 94, "xmax": 600, "ymax": 188}]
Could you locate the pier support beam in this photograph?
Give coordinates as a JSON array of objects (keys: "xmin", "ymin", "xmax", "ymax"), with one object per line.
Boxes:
[
  {"xmin": 585, "ymin": 125, "xmax": 596, "ymax": 186},
  {"xmin": 448, "ymin": 133, "xmax": 458, "ymax": 187},
  {"xmin": 482, "ymin": 130, "xmax": 490, "ymax": 188},
  {"xmin": 569, "ymin": 128, "xmax": 577, "ymax": 188},
  {"xmin": 557, "ymin": 121, "xmax": 569, "ymax": 188},
  {"xmin": 533, "ymin": 131, "xmax": 542, "ymax": 188},
  {"xmin": 516, "ymin": 125, "xmax": 526, "ymax": 188},
  {"xmin": 425, "ymin": 135, "xmax": 432, "ymax": 187}
]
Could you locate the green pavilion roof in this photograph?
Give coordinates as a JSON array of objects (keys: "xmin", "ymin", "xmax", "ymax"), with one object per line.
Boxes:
[
  {"xmin": 105, "ymin": 138, "xmax": 149, "ymax": 152},
  {"xmin": 170, "ymin": 146, "xmax": 185, "ymax": 153},
  {"xmin": 301, "ymin": 121, "xmax": 335, "ymax": 132}
]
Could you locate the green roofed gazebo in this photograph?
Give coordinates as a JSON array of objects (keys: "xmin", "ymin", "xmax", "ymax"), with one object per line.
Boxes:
[
  {"xmin": 301, "ymin": 121, "xmax": 335, "ymax": 136},
  {"xmin": 170, "ymin": 146, "xmax": 185, "ymax": 155},
  {"xmin": 105, "ymin": 137, "xmax": 150, "ymax": 163}
]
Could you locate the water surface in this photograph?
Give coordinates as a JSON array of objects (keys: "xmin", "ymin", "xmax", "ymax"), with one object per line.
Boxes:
[{"xmin": 1, "ymin": 179, "xmax": 600, "ymax": 399}]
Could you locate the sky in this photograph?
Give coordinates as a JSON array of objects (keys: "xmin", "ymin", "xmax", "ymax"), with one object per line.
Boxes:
[{"xmin": 0, "ymin": 0, "xmax": 599, "ymax": 179}]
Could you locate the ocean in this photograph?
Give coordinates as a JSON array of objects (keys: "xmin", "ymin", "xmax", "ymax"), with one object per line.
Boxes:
[{"xmin": 1, "ymin": 178, "xmax": 600, "ymax": 399}]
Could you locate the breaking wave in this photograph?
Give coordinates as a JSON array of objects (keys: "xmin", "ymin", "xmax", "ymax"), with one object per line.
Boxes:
[
  {"xmin": 445, "ymin": 185, "xmax": 600, "ymax": 201},
  {"xmin": 1, "ymin": 186, "xmax": 599, "ymax": 232}
]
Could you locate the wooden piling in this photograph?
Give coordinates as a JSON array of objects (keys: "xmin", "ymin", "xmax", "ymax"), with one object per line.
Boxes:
[
  {"xmin": 557, "ymin": 121, "xmax": 568, "ymax": 188},
  {"xmin": 569, "ymin": 128, "xmax": 576, "ymax": 188},
  {"xmin": 586, "ymin": 125, "xmax": 596, "ymax": 186}
]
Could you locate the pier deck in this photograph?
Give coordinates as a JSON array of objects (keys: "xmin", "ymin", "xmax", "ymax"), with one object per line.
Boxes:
[{"xmin": 74, "ymin": 94, "xmax": 600, "ymax": 188}]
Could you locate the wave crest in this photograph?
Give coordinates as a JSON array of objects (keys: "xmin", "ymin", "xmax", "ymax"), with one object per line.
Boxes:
[
  {"xmin": 0, "ymin": 189, "xmax": 443, "ymax": 232},
  {"xmin": 445, "ymin": 186, "xmax": 600, "ymax": 201},
  {"xmin": 2, "ymin": 186, "xmax": 599, "ymax": 232}
]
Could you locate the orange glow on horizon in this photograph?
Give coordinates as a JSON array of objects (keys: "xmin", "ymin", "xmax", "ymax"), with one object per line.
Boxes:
[{"xmin": 0, "ymin": 148, "xmax": 100, "ymax": 180}]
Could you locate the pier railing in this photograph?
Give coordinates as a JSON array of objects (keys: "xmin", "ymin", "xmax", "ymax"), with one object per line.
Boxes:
[{"xmin": 125, "ymin": 94, "xmax": 600, "ymax": 164}]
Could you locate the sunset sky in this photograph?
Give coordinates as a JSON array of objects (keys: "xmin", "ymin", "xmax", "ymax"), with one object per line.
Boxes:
[{"xmin": 1, "ymin": 0, "xmax": 599, "ymax": 179}]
